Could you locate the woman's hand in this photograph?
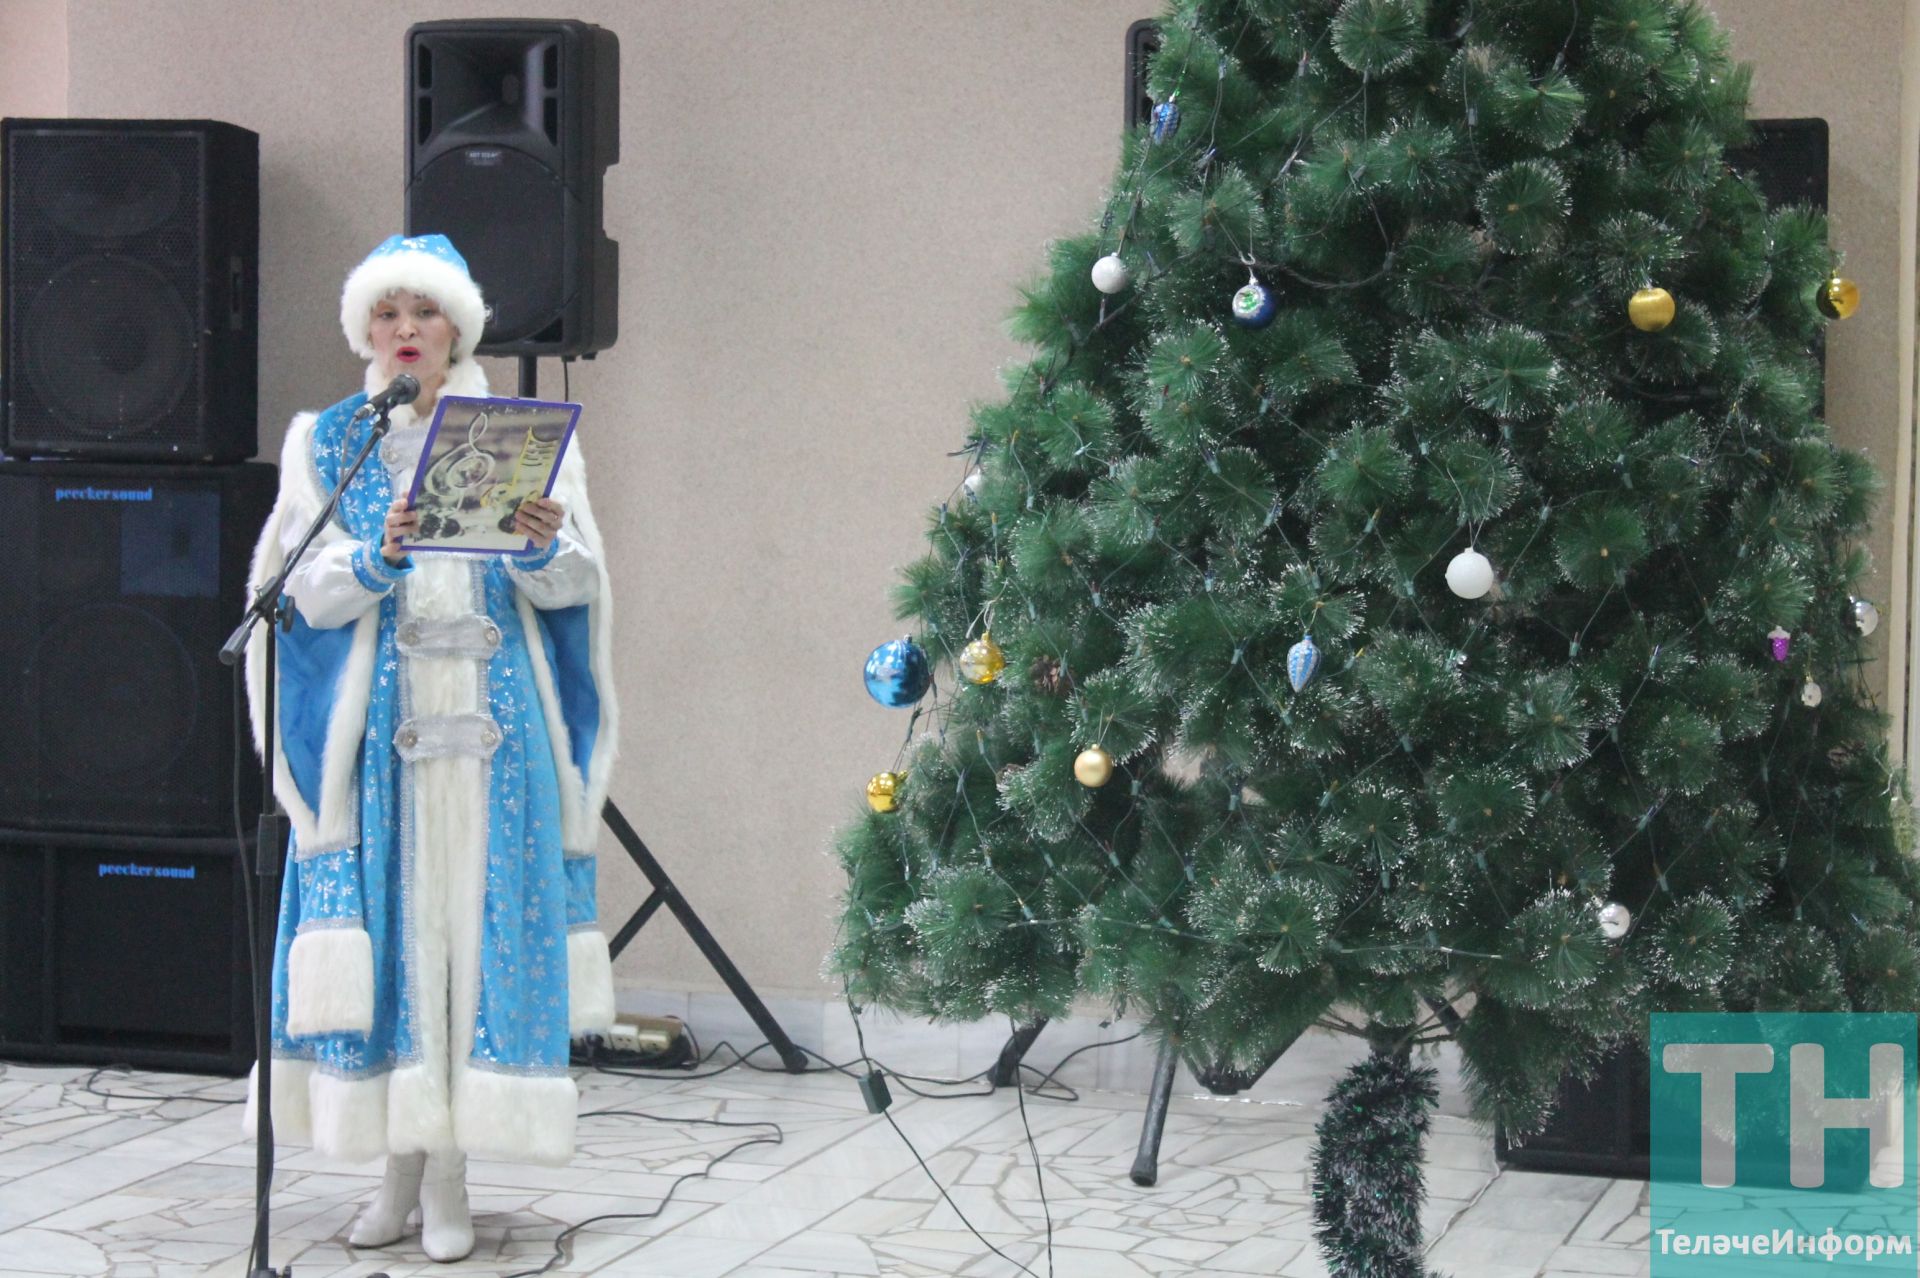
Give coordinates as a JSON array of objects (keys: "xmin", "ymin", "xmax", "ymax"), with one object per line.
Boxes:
[
  {"xmin": 382, "ymin": 496, "xmax": 419, "ymax": 564},
  {"xmin": 515, "ymin": 496, "xmax": 566, "ymax": 550}
]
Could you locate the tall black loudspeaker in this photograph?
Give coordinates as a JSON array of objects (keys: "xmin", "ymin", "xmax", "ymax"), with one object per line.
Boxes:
[
  {"xmin": 0, "ymin": 829, "xmax": 255, "ymax": 1073},
  {"xmin": 0, "ymin": 461, "xmax": 275, "ymax": 835},
  {"xmin": 1, "ymin": 118, "xmax": 259, "ymax": 462},
  {"xmin": 406, "ymin": 20, "xmax": 619, "ymax": 358}
]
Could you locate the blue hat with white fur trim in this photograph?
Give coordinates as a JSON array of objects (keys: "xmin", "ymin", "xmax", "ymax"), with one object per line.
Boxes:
[{"xmin": 340, "ymin": 233, "xmax": 488, "ymax": 363}]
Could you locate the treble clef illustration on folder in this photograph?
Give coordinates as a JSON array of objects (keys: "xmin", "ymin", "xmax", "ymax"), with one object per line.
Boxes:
[
  {"xmin": 401, "ymin": 396, "xmax": 581, "ymax": 554},
  {"xmin": 423, "ymin": 408, "xmax": 498, "ymax": 501}
]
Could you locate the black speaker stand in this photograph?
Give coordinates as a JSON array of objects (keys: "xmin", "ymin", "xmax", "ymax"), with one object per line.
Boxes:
[
  {"xmin": 221, "ymin": 402, "xmax": 400, "ymax": 1278},
  {"xmin": 516, "ymin": 354, "xmax": 805, "ymax": 1073}
]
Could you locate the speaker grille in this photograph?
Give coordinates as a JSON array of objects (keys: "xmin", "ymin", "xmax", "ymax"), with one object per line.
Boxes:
[
  {"xmin": 0, "ymin": 462, "xmax": 274, "ymax": 835},
  {"xmin": 33, "ymin": 602, "xmax": 199, "ymax": 783},
  {"xmin": 24, "ymin": 134, "xmax": 190, "ymax": 241},
  {"xmin": 411, "ymin": 145, "xmax": 567, "ymax": 344},
  {"xmin": 23, "ymin": 256, "xmax": 196, "ymax": 438}
]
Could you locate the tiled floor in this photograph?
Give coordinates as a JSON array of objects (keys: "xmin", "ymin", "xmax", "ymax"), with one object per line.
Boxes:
[{"xmin": 0, "ymin": 997, "xmax": 1652, "ymax": 1277}]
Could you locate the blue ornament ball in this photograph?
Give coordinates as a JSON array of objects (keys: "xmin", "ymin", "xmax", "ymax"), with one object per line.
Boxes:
[
  {"xmin": 1231, "ymin": 279, "xmax": 1276, "ymax": 328},
  {"xmin": 1286, "ymin": 634, "xmax": 1322, "ymax": 692},
  {"xmin": 1150, "ymin": 99, "xmax": 1181, "ymax": 144},
  {"xmin": 864, "ymin": 637, "xmax": 932, "ymax": 708}
]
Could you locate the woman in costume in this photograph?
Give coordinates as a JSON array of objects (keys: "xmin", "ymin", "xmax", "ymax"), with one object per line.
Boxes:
[{"xmin": 245, "ymin": 234, "xmax": 619, "ymax": 1262}]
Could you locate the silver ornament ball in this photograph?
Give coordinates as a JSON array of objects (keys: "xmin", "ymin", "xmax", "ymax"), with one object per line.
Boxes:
[
  {"xmin": 1596, "ymin": 900, "xmax": 1632, "ymax": 941},
  {"xmin": 1091, "ymin": 253, "xmax": 1131, "ymax": 295},
  {"xmin": 1801, "ymin": 679, "xmax": 1824, "ymax": 708},
  {"xmin": 1851, "ymin": 597, "xmax": 1881, "ymax": 637},
  {"xmin": 1445, "ymin": 548, "xmax": 1494, "ymax": 600}
]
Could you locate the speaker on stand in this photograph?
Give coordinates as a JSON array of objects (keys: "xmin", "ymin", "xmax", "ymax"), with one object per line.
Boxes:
[{"xmin": 405, "ymin": 19, "xmax": 619, "ymax": 360}]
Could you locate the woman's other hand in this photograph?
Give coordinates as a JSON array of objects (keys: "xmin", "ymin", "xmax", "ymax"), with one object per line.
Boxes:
[
  {"xmin": 382, "ymin": 496, "xmax": 419, "ymax": 564},
  {"xmin": 514, "ymin": 496, "xmax": 565, "ymax": 550}
]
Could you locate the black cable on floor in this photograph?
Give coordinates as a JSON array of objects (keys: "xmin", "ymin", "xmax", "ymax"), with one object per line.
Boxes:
[
  {"xmin": 844, "ymin": 996, "xmax": 1046, "ymax": 1278},
  {"xmin": 498, "ymin": 1108, "xmax": 783, "ymax": 1278},
  {"xmin": 83, "ymin": 1064, "xmax": 245, "ymax": 1107}
]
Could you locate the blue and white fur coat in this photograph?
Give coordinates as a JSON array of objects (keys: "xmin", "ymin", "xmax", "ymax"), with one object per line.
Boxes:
[{"xmin": 244, "ymin": 358, "xmax": 618, "ymax": 1165}]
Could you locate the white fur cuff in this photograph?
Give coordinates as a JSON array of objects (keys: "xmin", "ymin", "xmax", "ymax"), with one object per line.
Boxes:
[
  {"xmin": 567, "ymin": 929, "xmax": 616, "ymax": 1036},
  {"xmin": 285, "ymin": 926, "xmax": 376, "ymax": 1038},
  {"xmin": 243, "ymin": 1058, "xmax": 390, "ymax": 1165},
  {"xmin": 452, "ymin": 1067, "xmax": 580, "ymax": 1165}
]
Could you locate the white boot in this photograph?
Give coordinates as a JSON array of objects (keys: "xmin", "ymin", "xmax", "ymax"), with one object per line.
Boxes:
[
  {"xmin": 419, "ymin": 1150, "xmax": 474, "ymax": 1262},
  {"xmin": 348, "ymin": 1150, "xmax": 425, "ymax": 1248}
]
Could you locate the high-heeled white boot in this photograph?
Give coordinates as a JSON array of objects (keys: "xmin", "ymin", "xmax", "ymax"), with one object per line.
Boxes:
[
  {"xmin": 348, "ymin": 1150, "xmax": 425, "ymax": 1248},
  {"xmin": 419, "ymin": 1150, "xmax": 475, "ymax": 1262}
]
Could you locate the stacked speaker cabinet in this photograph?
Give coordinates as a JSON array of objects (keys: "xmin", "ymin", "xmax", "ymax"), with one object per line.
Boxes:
[
  {"xmin": 0, "ymin": 118, "xmax": 265, "ymax": 1074},
  {"xmin": 2, "ymin": 118, "xmax": 258, "ymax": 462},
  {"xmin": 406, "ymin": 19, "xmax": 619, "ymax": 358}
]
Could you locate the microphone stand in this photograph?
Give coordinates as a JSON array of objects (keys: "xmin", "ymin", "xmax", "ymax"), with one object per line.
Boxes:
[{"xmin": 220, "ymin": 400, "xmax": 400, "ymax": 1278}]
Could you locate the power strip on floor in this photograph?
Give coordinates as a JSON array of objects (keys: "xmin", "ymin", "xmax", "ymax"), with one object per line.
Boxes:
[{"xmin": 571, "ymin": 1014, "xmax": 696, "ymax": 1070}]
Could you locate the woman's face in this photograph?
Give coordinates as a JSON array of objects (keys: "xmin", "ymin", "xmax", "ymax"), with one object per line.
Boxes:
[{"xmin": 368, "ymin": 290, "xmax": 456, "ymax": 390}]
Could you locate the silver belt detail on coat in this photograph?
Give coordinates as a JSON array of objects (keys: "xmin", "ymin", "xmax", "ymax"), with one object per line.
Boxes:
[
  {"xmin": 396, "ymin": 614, "xmax": 503, "ymax": 660},
  {"xmin": 393, "ymin": 713, "xmax": 503, "ymax": 762}
]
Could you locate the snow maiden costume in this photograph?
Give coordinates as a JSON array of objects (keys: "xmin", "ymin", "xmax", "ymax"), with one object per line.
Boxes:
[{"xmin": 244, "ymin": 235, "xmax": 619, "ymax": 1171}]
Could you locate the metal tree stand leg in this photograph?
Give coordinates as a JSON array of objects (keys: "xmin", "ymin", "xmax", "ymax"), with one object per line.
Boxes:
[
  {"xmin": 991, "ymin": 1019, "xmax": 1049, "ymax": 1087},
  {"xmin": 1130, "ymin": 1036, "xmax": 1182, "ymax": 1186},
  {"xmin": 601, "ymin": 800, "xmax": 807, "ymax": 1073},
  {"xmin": 1129, "ymin": 1039, "xmax": 1292, "ymax": 1186}
]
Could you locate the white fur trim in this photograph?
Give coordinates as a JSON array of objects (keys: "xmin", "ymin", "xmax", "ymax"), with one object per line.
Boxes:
[
  {"xmin": 245, "ymin": 409, "xmax": 378, "ymax": 850},
  {"xmin": 242, "ymin": 1058, "xmax": 307, "ymax": 1144},
  {"xmin": 285, "ymin": 926, "xmax": 375, "ymax": 1037},
  {"xmin": 516, "ymin": 436, "xmax": 620, "ymax": 851},
  {"xmin": 452, "ymin": 1066, "xmax": 579, "ymax": 1165},
  {"xmin": 360, "ymin": 355, "xmax": 487, "ymax": 426},
  {"xmin": 244, "ymin": 1058, "xmax": 390, "ymax": 1164},
  {"xmin": 387, "ymin": 1061, "xmax": 456, "ymax": 1155},
  {"xmin": 341, "ymin": 248, "xmax": 487, "ymax": 363},
  {"xmin": 567, "ymin": 929, "xmax": 616, "ymax": 1036}
]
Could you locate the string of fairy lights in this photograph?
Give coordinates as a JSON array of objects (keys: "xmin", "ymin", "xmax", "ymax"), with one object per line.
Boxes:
[{"xmin": 841, "ymin": 5, "xmax": 1898, "ymax": 1045}]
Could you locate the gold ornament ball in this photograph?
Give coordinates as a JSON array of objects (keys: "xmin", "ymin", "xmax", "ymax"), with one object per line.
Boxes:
[
  {"xmin": 1817, "ymin": 275, "xmax": 1860, "ymax": 321},
  {"xmin": 1628, "ymin": 287, "xmax": 1676, "ymax": 332},
  {"xmin": 1073, "ymin": 745, "xmax": 1115, "ymax": 788},
  {"xmin": 866, "ymin": 771, "xmax": 905, "ymax": 813},
  {"xmin": 958, "ymin": 632, "xmax": 1007, "ymax": 685}
]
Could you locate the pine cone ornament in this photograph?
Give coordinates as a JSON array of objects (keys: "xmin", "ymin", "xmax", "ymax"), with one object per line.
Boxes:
[{"xmin": 1030, "ymin": 655, "xmax": 1072, "ymax": 696}]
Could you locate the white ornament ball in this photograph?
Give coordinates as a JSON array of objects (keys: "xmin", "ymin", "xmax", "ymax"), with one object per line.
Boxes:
[
  {"xmin": 1801, "ymin": 678, "xmax": 1823, "ymax": 708},
  {"xmin": 963, "ymin": 469, "xmax": 985, "ymax": 502},
  {"xmin": 1596, "ymin": 900, "xmax": 1632, "ymax": 941},
  {"xmin": 1091, "ymin": 253, "xmax": 1131, "ymax": 295},
  {"xmin": 1851, "ymin": 597, "xmax": 1881, "ymax": 638},
  {"xmin": 1444, "ymin": 547, "xmax": 1495, "ymax": 600}
]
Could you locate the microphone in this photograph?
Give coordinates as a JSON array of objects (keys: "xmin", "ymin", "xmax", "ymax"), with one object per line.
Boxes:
[{"xmin": 350, "ymin": 373, "xmax": 421, "ymax": 422}]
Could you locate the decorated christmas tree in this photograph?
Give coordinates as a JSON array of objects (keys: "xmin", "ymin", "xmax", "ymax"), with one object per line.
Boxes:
[{"xmin": 831, "ymin": 0, "xmax": 1917, "ymax": 1271}]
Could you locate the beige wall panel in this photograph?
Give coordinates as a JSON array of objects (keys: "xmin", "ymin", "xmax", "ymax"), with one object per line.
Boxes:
[
  {"xmin": 0, "ymin": 0, "xmax": 68, "ymax": 119},
  {"xmin": 56, "ymin": 1, "xmax": 1915, "ymax": 998}
]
